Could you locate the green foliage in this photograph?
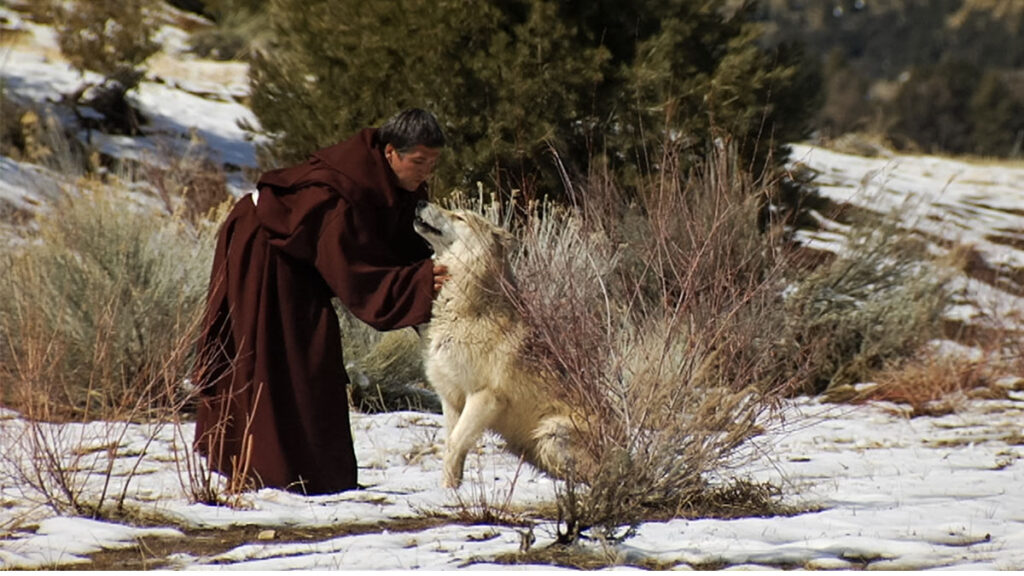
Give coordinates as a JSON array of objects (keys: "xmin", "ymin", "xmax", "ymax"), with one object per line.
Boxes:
[
  {"xmin": 52, "ymin": 0, "xmax": 159, "ymax": 92},
  {"xmin": 969, "ymin": 70, "xmax": 1024, "ymax": 157},
  {"xmin": 759, "ymin": 0, "xmax": 1024, "ymax": 157},
  {"xmin": 247, "ymin": 0, "xmax": 819, "ymax": 198},
  {"xmin": 620, "ymin": 2, "xmax": 819, "ymax": 183},
  {"xmin": 0, "ymin": 184, "xmax": 219, "ymax": 419},
  {"xmin": 886, "ymin": 61, "xmax": 981, "ymax": 155},
  {"xmin": 783, "ymin": 212, "xmax": 954, "ymax": 393}
]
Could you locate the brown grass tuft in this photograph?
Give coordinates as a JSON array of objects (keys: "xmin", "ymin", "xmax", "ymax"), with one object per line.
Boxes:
[{"xmin": 853, "ymin": 351, "xmax": 998, "ymax": 417}]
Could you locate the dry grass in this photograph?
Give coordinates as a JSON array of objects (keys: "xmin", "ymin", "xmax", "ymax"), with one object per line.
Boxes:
[
  {"xmin": 439, "ymin": 136, "xmax": 961, "ymax": 542},
  {"xmin": 135, "ymin": 134, "xmax": 232, "ymax": 224},
  {"xmin": 345, "ymin": 326, "xmax": 440, "ymax": 414},
  {"xmin": 492, "ymin": 480, "xmax": 801, "ymax": 569},
  {"xmin": 861, "ymin": 354, "xmax": 992, "ymax": 417},
  {"xmin": 0, "ymin": 308, "xmax": 207, "ymax": 517},
  {"xmin": 446, "ymin": 457, "xmax": 535, "ymax": 528},
  {"xmin": 0, "ymin": 161, "xmax": 234, "ymax": 513},
  {"xmin": 0, "ymin": 182, "xmax": 218, "ymax": 420}
]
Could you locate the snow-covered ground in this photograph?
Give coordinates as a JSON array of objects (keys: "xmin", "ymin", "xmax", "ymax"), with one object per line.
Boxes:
[
  {"xmin": 790, "ymin": 143, "xmax": 1024, "ymax": 334},
  {"xmin": 2, "ymin": 396, "xmax": 1024, "ymax": 570},
  {"xmin": 2, "ymin": 4, "xmax": 1024, "ymax": 571}
]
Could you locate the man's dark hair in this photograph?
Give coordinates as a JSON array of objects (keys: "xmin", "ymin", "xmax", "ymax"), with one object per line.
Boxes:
[{"xmin": 378, "ymin": 108, "xmax": 446, "ymax": 152}]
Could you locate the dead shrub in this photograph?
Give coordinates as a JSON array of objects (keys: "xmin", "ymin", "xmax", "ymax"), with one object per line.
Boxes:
[
  {"xmin": 447, "ymin": 140, "xmax": 801, "ymax": 543},
  {"xmin": 0, "ymin": 92, "xmax": 89, "ymax": 175},
  {"xmin": 446, "ymin": 459, "xmax": 535, "ymax": 529},
  {"xmin": 50, "ymin": 0, "xmax": 159, "ymax": 134},
  {"xmin": 0, "ymin": 173, "xmax": 236, "ymax": 512},
  {"xmin": 0, "ymin": 281, "xmax": 214, "ymax": 518},
  {"xmin": 188, "ymin": 4, "xmax": 269, "ymax": 61},
  {"xmin": 136, "ymin": 133, "xmax": 232, "ymax": 223},
  {"xmin": 0, "ymin": 86, "xmax": 29, "ymax": 160},
  {"xmin": 51, "ymin": 0, "xmax": 158, "ymax": 89}
]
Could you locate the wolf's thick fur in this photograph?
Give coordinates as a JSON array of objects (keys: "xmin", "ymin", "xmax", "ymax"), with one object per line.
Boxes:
[{"xmin": 414, "ymin": 202, "xmax": 589, "ymax": 488}]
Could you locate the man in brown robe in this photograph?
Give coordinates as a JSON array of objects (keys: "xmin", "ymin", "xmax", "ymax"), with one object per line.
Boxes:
[{"xmin": 193, "ymin": 109, "xmax": 448, "ymax": 495}]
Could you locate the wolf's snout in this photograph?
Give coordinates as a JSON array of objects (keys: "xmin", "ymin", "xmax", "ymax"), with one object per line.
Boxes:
[{"xmin": 413, "ymin": 201, "xmax": 442, "ymax": 237}]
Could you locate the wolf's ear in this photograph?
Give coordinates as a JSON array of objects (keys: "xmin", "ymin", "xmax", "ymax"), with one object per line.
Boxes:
[{"xmin": 492, "ymin": 226, "xmax": 517, "ymax": 252}]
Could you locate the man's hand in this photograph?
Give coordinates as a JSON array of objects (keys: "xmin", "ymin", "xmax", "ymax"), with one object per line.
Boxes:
[{"xmin": 432, "ymin": 263, "xmax": 450, "ymax": 296}]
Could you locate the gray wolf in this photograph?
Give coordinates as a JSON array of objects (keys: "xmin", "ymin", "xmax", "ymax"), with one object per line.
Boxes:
[{"xmin": 413, "ymin": 201, "xmax": 592, "ymax": 488}]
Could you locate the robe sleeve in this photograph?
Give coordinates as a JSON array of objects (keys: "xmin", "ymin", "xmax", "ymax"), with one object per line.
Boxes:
[{"xmin": 314, "ymin": 197, "xmax": 435, "ymax": 331}]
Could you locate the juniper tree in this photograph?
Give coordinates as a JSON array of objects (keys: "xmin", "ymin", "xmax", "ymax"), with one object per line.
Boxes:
[
  {"xmin": 247, "ymin": 0, "xmax": 819, "ymax": 199},
  {"xmin": 969, "ymin": 70, "xmax": 1024, "ymax": 157}
]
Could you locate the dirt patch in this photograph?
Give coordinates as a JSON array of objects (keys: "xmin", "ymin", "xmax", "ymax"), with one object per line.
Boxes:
[{"xmin": 72, "ymin": 516, "xmax": 457, "ymax": 570}]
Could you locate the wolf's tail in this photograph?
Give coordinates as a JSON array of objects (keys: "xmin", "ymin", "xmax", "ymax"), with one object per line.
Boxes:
[{"xmin": 532, "ymin": 414, "xmax": 594, "ymax": 482}]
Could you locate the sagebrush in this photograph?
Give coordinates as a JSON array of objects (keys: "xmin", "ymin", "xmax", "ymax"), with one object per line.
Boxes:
[{"xmin": 0, "ymin": 181, "xmax": 221, "ymax": 420}]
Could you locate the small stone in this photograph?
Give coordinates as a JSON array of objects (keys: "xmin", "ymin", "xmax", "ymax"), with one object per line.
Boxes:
[{"xmin": 257, "ymin": 529, "xmax": 276, "ymax": 540}]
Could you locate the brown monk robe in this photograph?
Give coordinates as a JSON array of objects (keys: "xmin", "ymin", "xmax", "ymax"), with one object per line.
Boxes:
[{"xmin": 193, "ymin": 128, "xmax": 435, "ymax": 494}]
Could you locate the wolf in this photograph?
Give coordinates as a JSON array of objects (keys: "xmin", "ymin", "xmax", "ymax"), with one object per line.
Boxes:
[{"xmin": 413, "ymin": 201, "xmax": 591, "ymax": 488}]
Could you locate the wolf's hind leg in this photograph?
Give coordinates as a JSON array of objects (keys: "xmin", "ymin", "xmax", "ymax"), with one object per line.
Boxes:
[{"xmin": 443, "ymin": 390, "xmax": 501, "ymax": 489}]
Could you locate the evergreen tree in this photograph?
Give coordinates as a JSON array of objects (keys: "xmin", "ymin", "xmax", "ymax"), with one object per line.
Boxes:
[
  {"xmin": 247, "ymin": 0, "xmax": 819, "ymax": 198},
  {"xmin": 887, "ymin": 61, "xmax": 980, "ymax": 155},
  {"xmin": 615, "ymin": 1, "xmax": 819, "ymax": 182},
  {"xmin": 969, "ymin": 71, "xmax": 1024, "ymax": 157}
]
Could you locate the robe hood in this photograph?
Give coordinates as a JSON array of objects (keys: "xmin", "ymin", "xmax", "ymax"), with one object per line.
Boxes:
[
  {"xmin": 256, "ymin": 128, "xmax": 426, "ymax": 208},
  {"xmin": 251, "ymin": 128, "xmax": 429, "ymax": 249}
]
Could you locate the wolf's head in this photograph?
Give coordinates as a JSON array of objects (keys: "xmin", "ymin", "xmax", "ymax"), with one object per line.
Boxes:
[
  {"xmin": 414, "ymin": 201, "xmax": 515, "ymax": 306},
  {"xmin": 414, "ymin": 201, "xmax": 511, "ymax": 266}
]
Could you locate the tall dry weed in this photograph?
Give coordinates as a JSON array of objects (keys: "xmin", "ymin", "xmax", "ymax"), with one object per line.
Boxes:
[
  {"xmin": 449, "ymin": 141, "xmax": 800, "ymax": 541},
  {"xmin": 858, "ymin": 352, "xmax": 992, "ymax": 417},
  {"xmin": 0, "ymin": 310, "xmax": 206, "ymax": 517},
  {"xmin": 135, "ymin": 133, "xmax": 232, "ymax": 223}
]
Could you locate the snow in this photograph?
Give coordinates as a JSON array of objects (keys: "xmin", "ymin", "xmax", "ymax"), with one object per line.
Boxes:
[
  {"xmin": 790, "ymin": 142, "xmax": 1024, "ymax": 332},
  {"xmin": 1, "ymin": 400, "xmax": 1024, "ymax": 569},
  {"xmin": 790, "ymin": 143, "xmax": 1024, "ymax": 271},
  {"xmin": 2, "ymin": 4, "xmax": 1024, "ymax": 571}
]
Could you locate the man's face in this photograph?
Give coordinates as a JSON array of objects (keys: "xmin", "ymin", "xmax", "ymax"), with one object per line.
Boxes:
[{"xmin": 386, "ymin": 144, "xmax": 441, "ymax": 191}]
